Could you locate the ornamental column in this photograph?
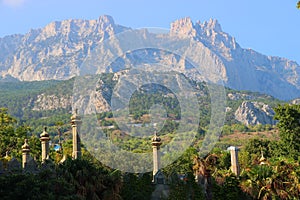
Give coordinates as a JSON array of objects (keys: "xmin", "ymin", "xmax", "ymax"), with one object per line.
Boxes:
[
  {"xmin": 71, "ymin": 109, "xmax": 82, "ymax": 159},
  {"xmin": 22, "ymin": 139, "xmax": 30, "ymax": 168},
  {"xmin": 40, "ymin": 127, "xmax": 50, "ymax": 162},
  {"xmin": 227, "ymin": 146, "xmax": 240, "ymax": 176},
  {"xmin": 152, "ymin": 131, "xmax": 162, "ymax": 181}
]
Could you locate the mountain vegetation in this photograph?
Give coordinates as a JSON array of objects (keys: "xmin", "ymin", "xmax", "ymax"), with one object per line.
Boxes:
[
  {"xmin": 0, "ymin": 72, "xmax": 283, "ymax": 129},
  {"xmin": 0, "ymin": 78, "xmax": 299, "ymax": 199}
]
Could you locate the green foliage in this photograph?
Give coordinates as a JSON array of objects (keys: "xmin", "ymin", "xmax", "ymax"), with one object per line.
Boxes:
[
  {"xmin": 163, "ymin": 147, "xmax": 198, "ymax": 177},
  {"xmin": 298, "ymin": 1, "xmax": 300, "ymax": 9},
  {"xmin": 274, "ymin": 104, "xmax": 300, "ymax": 160},
  {"xmin": 231, "ymin": 123, "xmax": 248, "ymax": 133},
  {"xmin": 244, "ymin": 138, "xmax": 274, "ymax": 158},
  {"xmin": 0, "ymin": 108, "xmax": 37, "ymax": 158},
  {"xmin": 167, "ymin": 173, "xmax": 205, "ymax": 200},
  {"xmin": 212, "ymin": 175, "xmax": 249, "ymax": 200},
  {"xmin": 0, "ymin": 169, "xmax": 76, "ymax": 200},
  {"xmin": 121, "ymin": 173, "xmax": 153, "ymax": 200},
  {"xmin": 128, "ymin": 83, "xmax": 181, "ymax": 120},
  {"xmin": 0, "ymin": 158, "xmax": 123, "ymax": 200},
  {"xmin": 240, "ymin": 158, "xmax": 300, "ymax": 199},
  {"xmin": 0, "ymin": 80, "xmax": 64, "ymax": 119},
  {"xmin": 211, "ymin": 148, "xmax": 231, "ymax": 170}
]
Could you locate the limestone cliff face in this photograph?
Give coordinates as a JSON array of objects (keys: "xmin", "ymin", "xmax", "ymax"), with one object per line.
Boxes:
[
  {"xmin": 32, "ymin": 94, "xmax": 71, "ymax": 111},
  {"xmin": 170, "ymin": 18, "xmax": 299, "ymax": 100},
  {"xmin": 235, "ymin": 101, "xmax": 276, "ymax": 125},
  {"xmin": 0, "ymin": 15, "xmax": 128, "ymax": 81},
  {"xmin": 0, "ymin": 16, "xmax": 299, "ymax": 100},
  {"xmin": 32, "ymin": 80, "xmax": 112, "ymax": 112}
]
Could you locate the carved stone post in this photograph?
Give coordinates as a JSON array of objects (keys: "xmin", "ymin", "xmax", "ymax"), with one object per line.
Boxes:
[
  {"xmin": 152, "ymin": 132, "xmax": 162, "ymax": 182},
  {"xmin": 22, "ymin": 139, "xmax": 30, "ymax": 169},
  {"xmin": 228, "ymin": 146, "xmax": 240, "ymax": 176},
  {"xmin": 71, "ymin": 109, "xmax": 82, "ymax": 159},
  {"xmin": 40, "ymin": 127, "xmax": 50, "ymax": 162}
]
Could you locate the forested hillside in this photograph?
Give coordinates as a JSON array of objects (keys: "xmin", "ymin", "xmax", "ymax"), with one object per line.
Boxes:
[{"xmin": 0, "ymin": 72, "xmax": 283, "ymax": 131}]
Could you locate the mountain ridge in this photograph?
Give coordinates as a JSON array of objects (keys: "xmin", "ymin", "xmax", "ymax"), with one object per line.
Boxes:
[{"xmin": 0, "ymin": 15, "xmax": 299, "ymax": 100}]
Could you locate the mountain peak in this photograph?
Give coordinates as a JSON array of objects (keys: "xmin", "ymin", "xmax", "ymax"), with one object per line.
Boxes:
[
  {"xmin": 94, "ymin": 15, "xmax": 118, "ymax": 37},
  {"xmin": 98, "ymin": 15, "xmax": 115, "ymax": 27},
  {"xmin": 170, "ymin": 17, "xmax": 196, "ymax": 37},
  {"xmin": 201, "ymin": 18, "xmax": 222, "ymax": 32},
  {"xmin": 170, "ymin": 17, "xmax": 223, "ymax": 38}
]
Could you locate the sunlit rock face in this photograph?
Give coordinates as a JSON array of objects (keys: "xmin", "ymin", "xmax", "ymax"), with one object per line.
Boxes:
[
  {"xmin": 235, "ymin": 101, "xmax": 276, "ymax": 126},
  {"xmin": 0, "ymin": 15, "xmax": 299, "ymax": 100}
]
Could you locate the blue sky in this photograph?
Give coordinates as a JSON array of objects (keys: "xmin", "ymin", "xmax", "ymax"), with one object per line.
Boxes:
[{"xmin": 0, "ymin": 0, "xmax": 299, "ymax": 64}]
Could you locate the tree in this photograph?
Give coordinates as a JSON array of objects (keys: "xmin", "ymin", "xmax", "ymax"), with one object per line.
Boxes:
[
  {"xmin": 0, "ymin": 108, "xmax": 26, "ymax": 158},
  {"xmin": 56, "ymin": 158, "xmax": 123, "ymax": 199},
  {"xmin": 274, "ymin": 104, "xmax": 300, "ymax": 160},
  {"xmin": 193, "ymin": 154, "xmax": 218, "ymax": 200},
  {"xmin": 240, "ymin": 158, "xmax": 300, "ymax": 199},
  {"xmin": 298, "ymin": 1, "xmax": 300, "ymax": 9},
  {"xmin": 121, "ymin": 173, "xmax": 153, "ymax": 200},
  {"xmin": 0, "ymin": 158, "xmax": 124, "ymax": 199}
]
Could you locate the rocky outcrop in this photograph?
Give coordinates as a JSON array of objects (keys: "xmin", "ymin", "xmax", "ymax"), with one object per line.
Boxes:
[
  {"xmin": 32, "ymin": 94, "xmax": 71, "ymax": 111},
  {"xmin": 291, "ymin": 98, "xmax": 300, "ymax": 105},
  {"xmin": 234, "ymin": 101, "xmax": 276, "ymax": 125},
  {"xmin": 32, "ymin": 83, "xmax": 112, "ymax": 112},
  {"xmin": 227, "ymin": 93, "xmax": 254, "ymax": 101},
  {"xmin": 0, "ymin": 16, "xmax": 299, "ymax": 100}
]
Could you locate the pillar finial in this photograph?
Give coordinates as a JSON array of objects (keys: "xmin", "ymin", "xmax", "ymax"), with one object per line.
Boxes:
[
  {"xmin": 152, "ymin": 131, "xmax": 162, "ymax": 145},
  {"xmin": 22, "ymin": 138, "xmax": 30, "ymax": 169},
  {"xmin": 259, "ymin": 149, "xmax": 267, "ymax": 165},
  {"xmin": 22, "ymin": 139, "xmax": 30, "ymax": 151},
  {"xmin": 152, "ymin": 131, "xmax": 162, "ymax": 182},
  {"xmin": 40, "ymin": 127, "xmax": 49, "ymax": 138},
  {"xmin": 40, "ymin": 127, "xmax": 50, "ymax": 162}
]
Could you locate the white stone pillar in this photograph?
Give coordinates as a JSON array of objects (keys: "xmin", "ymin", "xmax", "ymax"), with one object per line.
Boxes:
[
  {"xmin": 22, "ymin": 139, "xmax": 30, "ymax": 168},
  {"xmin": 71, "ymin": 109, "xmax": 82, "ymax": 159},
  {"xmin": 227, "ymin": 146, "xmax": 240, "ymax": 176},
  {"xmin": 40, "ymin": 127, "xmax": 50, "ymax": 162}
]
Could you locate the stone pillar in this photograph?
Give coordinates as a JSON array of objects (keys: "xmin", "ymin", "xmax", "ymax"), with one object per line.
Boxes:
[
  {"xmin": 152, "ymin": 132, "xmax": 162, "ymax": 182},
  {"xmin": 71, "ymin": 109, "xmax": 82, "ymax": 159},
  {"xmin": 227, "ymin": 146, "xmax": 240, "ymax": 176},
  {"xmin": 40, "ymin": 127, "xmax": 50, "ymax": 162},
  {"xmin": 22, "ymin": 139, "xmax": 30, "ymax": 169}
]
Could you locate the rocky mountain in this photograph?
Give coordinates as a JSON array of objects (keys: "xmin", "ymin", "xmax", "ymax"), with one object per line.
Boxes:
[
  {"xmin": 234, "ymin": 101, "xmax": 276, "ymax": 125},
  {"xmin": 0, "ymin": 15, "xmax": 299, "ymax": 100},
  {"xmin": 32, "ymin": 93, "xmax": 71, "ymax": 111}
]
